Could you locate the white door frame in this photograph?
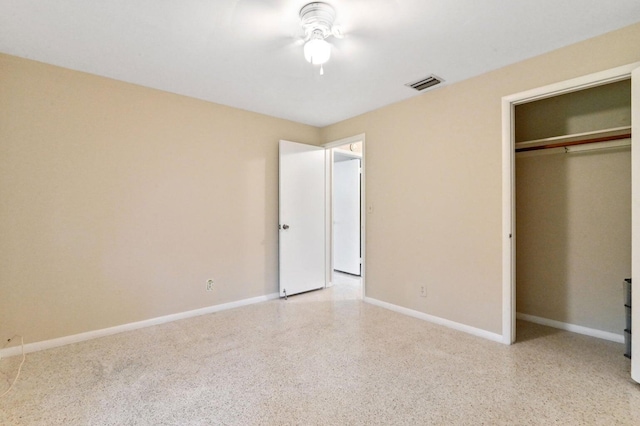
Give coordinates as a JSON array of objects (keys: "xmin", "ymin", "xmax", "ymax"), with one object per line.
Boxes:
[
  {"xmin": 502, "ymin": 62, "xmax": 640, "ymax": 347},
  {"xmin": 324, "ymin": 134, "xmax": 366, "ymax": 296}
]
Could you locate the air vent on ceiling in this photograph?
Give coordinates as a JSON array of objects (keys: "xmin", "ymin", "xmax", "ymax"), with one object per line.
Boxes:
[{"xmin": 405, "ymin": 75, "xmax": 444, "ymax": 91}]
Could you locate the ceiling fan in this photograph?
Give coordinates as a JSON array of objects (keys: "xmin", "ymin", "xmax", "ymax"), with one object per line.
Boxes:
[
  {"xmin": 298, "ymin": 2, "xmax": 344, "ymax": 75},
  {"xmin": 222, "ymin": 0, "xmax": 398, "ymax": 76}
]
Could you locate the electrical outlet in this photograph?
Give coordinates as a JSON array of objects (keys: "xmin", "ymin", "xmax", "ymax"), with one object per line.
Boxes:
[
  {"xmin": 420, "ymin": 285, "xmax": 427, "ymax": 297},
  {"xmin": 206, "ymin": 279, "xmax": 214, "ymax": 291}
]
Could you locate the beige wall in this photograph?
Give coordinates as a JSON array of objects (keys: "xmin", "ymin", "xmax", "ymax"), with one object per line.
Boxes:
[
  {"xmin": 0, "ymin": 54, "xmax": 320, "ymax": 344},
  {"xmin": 321, "ymin": 23, "xmax": 640, "ymax": 334},
  {"xmin": 516, "ymin": 147, "xmax": 631, "ymax": 334}
]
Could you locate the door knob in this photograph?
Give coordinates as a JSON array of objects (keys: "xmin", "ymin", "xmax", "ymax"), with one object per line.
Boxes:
[{"xmin": 282, "ymin": 224, "xmax": 290, "ymax": 230}]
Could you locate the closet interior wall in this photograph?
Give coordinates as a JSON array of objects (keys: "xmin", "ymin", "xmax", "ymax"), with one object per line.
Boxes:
[{"xmin": 515, "ymin": 80, "xmax": 632, "ymax": 336}]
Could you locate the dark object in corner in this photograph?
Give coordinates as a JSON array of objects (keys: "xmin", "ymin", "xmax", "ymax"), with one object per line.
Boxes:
[{"xmin": 624, "ymin": 278, "xmax": 631, "ymax": 359}]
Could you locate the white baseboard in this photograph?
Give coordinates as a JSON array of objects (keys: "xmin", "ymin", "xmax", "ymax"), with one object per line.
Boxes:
[
  {"xmin": 516, "ymin": 312, "xmax": 624, "ymax": 343},
  {"xmin": 0, "ymin": 293, "xmax": 280, "ymax": 358},
  {"xmin": 364, "ymin": 297, "xmax": 504, "ymax": 343}
]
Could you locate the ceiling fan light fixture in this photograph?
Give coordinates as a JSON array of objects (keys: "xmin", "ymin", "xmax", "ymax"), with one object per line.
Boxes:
[
  {"xmin": 300, "ymin": 2, "xmax": 337, "ymax": 73},
  {"xmin": 304, "ymin": 34, "xmax": 331, "ymax": 65}
]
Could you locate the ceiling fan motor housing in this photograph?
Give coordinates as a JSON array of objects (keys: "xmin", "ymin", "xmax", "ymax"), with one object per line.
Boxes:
[{"xmin": 300, "ymin": 2, "xmax": 336, "ymax": 40}]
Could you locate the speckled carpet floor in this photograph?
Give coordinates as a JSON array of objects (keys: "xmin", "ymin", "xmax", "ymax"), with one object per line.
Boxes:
[{"xmin": 1, "ymin": 273, "xmax": 639, "ymax": 425}]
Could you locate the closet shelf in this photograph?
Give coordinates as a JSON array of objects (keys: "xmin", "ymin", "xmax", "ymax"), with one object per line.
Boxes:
[{"xmin": 515, "ymin": 126, "xmax": 631, "ymax": 152}]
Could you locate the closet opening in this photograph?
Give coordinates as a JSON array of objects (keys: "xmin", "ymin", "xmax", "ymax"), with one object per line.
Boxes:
[{"xmin": 513, "ymin": 78, "xmax": 631, "ymax": 345}]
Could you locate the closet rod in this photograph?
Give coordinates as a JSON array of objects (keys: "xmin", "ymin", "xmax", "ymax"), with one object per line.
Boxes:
[{"xmin": 515, "ymin": 132, "xmax": 631, "ymax": 153}]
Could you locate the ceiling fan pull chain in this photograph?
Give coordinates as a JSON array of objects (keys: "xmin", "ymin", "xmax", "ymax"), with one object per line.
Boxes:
[{"xmin": 320, "ymin": 64, "xmax": 324, "ymax": 76}]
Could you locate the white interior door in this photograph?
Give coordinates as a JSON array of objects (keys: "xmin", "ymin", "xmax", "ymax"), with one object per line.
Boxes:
[
  {"xmin": 333, "ymin": 158, "xmax": 361, "ymax": 275},
  {"xmin": 279, "ymin": 140, "xmax": 325, "ymax": 297}
]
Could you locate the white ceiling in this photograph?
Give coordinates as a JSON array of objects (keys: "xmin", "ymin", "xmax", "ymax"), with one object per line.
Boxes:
[{"xmin": 2, "ymin": 0, "xmax": 640, "ymax": 127}]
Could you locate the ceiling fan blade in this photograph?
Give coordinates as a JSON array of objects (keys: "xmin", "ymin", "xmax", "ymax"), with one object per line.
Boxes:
[{"xmin": 331, "ymin": 26, "xmax": 344, "ymax": 39}]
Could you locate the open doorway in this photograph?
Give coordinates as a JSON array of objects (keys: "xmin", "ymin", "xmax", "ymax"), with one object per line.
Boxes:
[
  {"xmin": 502, "ymin": 63, "xmax": 639, "ymax": 381},
  {"xmin": 278, "ymin": 135, "xmax": 365, "ymax": 300},
  {"xmin": 333, "ymin": 146, "xmax": 361, "ymax": 276},
  {"xmin": 324, "ymin": 135, "xmax": 365, "ymax": 299},
  {"xmin": 514, "ymin": 80, "xmax": 631, "ymax": 344}
]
